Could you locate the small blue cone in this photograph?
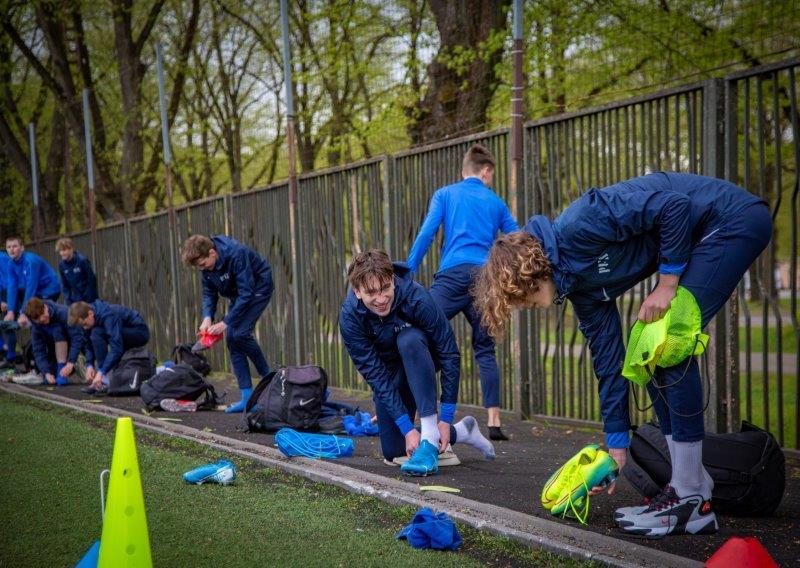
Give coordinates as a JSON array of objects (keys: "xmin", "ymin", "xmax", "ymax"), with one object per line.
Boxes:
[{"xmin": 75, "ymin": 540, "xmax": 100, "ymax": 568}]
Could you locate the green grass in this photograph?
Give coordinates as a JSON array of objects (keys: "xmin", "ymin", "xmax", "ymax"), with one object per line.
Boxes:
[
  {"xmin": 0, "ymin": 392, "xmax": 593, "ymax": 568},
  {"xmin": 739, "ymin": 371, "xmax": 798, "ymax": 449},
  {"xmin": 739, "ymin": 324, "xmax": 798, "ymax": 354}
]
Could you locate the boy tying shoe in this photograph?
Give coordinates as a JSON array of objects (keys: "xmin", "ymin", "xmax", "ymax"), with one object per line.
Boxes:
[
  {"xmin": 69, "ymin": 300, "xmax": 150, "ymax": 395},
  {"xmin": 24, "ymin": 297, "xmax": 94, "ymax": 385},
  {"xmin": 339, "ymin": 249, "xmax": 495, "ymax": 476}
]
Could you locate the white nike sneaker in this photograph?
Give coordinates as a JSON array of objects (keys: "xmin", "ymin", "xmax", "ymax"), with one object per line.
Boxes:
[{"xmin": 617, "ymin": 485, "xmax": 718, "ymax": 538}]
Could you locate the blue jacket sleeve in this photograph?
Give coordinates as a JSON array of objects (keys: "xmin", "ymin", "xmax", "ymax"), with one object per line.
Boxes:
[
  {"xmin": 99, "ymin": 315, "xmax": 124, "ymax": 374},
  {"xmin": 19, "ymin": 257, "xmax": 41, "ymax": 313},
  {"xmin": 59, "ymin": 263, "xmax": 73, "ymax": 303},
  {"xmin": 67, "ymin": 325, "xmax": 85, "ymax": 364},
  {"xmin": 570, "ymin": 293, "xmax": 630, "ymax": 437},
  {"xmin": 223, "ymin": 251, "xmax": 256, "ymax": 326},
  {"xmin": 406, "ymin": 191, "xmax": 445, "ymax": 274},
  {"xmin": 31, "ymin": 326, "xmax": 55, "ymax": 375},
  {"xmin": 6, "ymin": 267, "xmax": 20, "ymax": 313},
  {"xmin": 339, "ymin": 311, "xmax": 410, "ymax": 426},
  {"xmin": 83, "ymin": 257, "xmax": 98, "ymax": 302},
  {"xmin": 82, "ymin": 330, "xmax": 95, "ymax": 366},
  {"xmin": 201, "ymin": 278, "xmax": 219, "ymax": 320},
  {"xmin": 500, "ymin": 203, "xmax": 519, "ymax": 233},
  {"xmin": 567, "ymin": 184, "xmax": 692, "ymax": 275},
  {"xmin": 408, "ymin": 286, "xmax": 460, "ymax": 415}
]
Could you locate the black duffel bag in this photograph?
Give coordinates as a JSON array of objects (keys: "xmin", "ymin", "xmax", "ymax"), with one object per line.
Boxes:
[
  {"xmin": 140, "ymin": 363, "xmax": 219, "ymax": 410},
  {"xmin": 244, "ymin": 365, "xmax": 327, "ymax": 432},
  {"xmin": 107, "ymin": 347, "xmax": 156, "ymax": 396},
  {"xmin": 623, "ymin": 421, "xmax": 785, "ymax": 516}
]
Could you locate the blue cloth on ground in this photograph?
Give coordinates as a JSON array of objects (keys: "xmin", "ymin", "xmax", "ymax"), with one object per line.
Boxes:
[
  {"xmin": 343, "ymin": 410, "xmax": 379, "ymax": 437},
  {"xmin": 396, "ymin": 507, "xmax": 462, "ymax": 551},
  {"xmin": 275, "ymin": 428, "xmax": 355, "ymax": 459},
  {"xmin": 75, "ymin": 539, "xmax": 100, "ymax": 568}
]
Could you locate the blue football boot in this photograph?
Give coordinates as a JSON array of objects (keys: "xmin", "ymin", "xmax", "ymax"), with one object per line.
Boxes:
[
  {"xmin": 183, "ymin": 460, "xmax": 237, "ymax": 485},
  {"xmin": 400, "ymin": 440, "xmax": 439, "ymax": 476}
]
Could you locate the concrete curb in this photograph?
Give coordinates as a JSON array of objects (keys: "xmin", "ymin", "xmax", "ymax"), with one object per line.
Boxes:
[{"xmin": 2, "ymin": 383, "xmax": 701, "ymax": 568}]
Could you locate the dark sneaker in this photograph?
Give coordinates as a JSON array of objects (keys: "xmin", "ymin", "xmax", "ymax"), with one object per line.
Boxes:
[
  {"xmin": 488, "ymin": 426, "xmax": 509, "ymax": 441},
  {"xmin": 617, "ymin": 485, "xmax": 718, "ymax": 538}
]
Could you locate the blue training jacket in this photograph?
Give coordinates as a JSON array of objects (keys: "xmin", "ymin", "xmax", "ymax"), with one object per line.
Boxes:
[
  {"xmin": 5, "ymin": 251, "xmax": 61, "ymax": 314},
  {"xmin": 31, "ymin": 300, "xmax": 94, "ymax": 374},
  {"xmin": 407, "ymin": 177, "xmax": 519, "ymax": 274},
  {"xmin": 59, "ymin": 251, "xmax": 98, "ymax": 303},
  {"xmin": 91, "ymin": 300, "xmax": 147, "ymax": 374},
  {"xmin": 201, "ymin": 236, "xmax": 274, "ymax": 326},
  {"xmin": 339, "ymin": 263, "xmax": 460, "ymax": 431},
  {"xmin": 523, "ymin": 172, "xmax": 764, "ymax": 445},
  {"xmin": 0, "ymin": 252, "xmax": 9, "ymax": 295}
]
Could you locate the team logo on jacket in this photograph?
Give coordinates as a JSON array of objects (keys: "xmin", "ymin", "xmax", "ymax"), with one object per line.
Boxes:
[
  {"xmin": 597, "ymin": 252, "xmax": 610, "ymax": 274},
  {"xmin": 220, "ymin": 274, "xmax": 230, "ymax": 281}
]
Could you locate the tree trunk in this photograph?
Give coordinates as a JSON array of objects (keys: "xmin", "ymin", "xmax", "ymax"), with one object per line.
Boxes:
[{"xmin": 413, "ymin": 0, "xmax": 508, "ymax": 143}]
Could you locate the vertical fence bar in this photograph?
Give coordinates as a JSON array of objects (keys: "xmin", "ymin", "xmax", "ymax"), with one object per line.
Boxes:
[{"xmin": 81, "ymin": 89, "xmax": 98, "ymax": 265}]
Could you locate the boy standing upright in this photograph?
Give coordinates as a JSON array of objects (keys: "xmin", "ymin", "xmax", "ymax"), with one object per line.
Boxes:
[
  {"xmin": 3, "ymin": 237, "xmax": 61, "ymax": 368},
  {"xmin": 182, "ymin": 235, "xmax": 273, "ymax": 413},
  {"xmin": 57, "ymin": 238, "xmax": 98, "ymax": 303},
  {"xmin": 339, "ymin": 250, "xmax": 495, "ymax": 476},
  {"xmin": 406, "ymin": 144, "xmax": 518, "ymax": 439}
]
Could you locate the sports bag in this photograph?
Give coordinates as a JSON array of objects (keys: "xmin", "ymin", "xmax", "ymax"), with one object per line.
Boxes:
[
  {"xmin": 140, "ymin": 363, "xmax": 219, "ymax": 410},
  {"xmin": 244, "ymin": 365, "xmax": 327, "ymax": 432},
  {"xmin": 172, "ymin": 343, "xmax": 211, "ymax": 376},
  {"xmin": 623, "ymin": 421, "xmax": 785, "ymax": 516},
  {"xmin": 107, "ymin": 347, "xmax": 156, "ymax": 396}
]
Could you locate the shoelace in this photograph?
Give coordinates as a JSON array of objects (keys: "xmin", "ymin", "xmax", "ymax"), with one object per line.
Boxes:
[
  {"xmin": 559, "ymin": 467, "xmax": 592, "ymax": 525},
  {"xmin": 645, "ymin": 487, "xmax": 679, "ymax": 512}
]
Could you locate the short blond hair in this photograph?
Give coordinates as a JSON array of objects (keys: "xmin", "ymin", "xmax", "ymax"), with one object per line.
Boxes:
[
  {"xmin": 181, "ymin": 235, "xmax": 215, "ymax": 266},
  {"xmin": 56, "ymin": 237, "xmax": 74, "ymax": 252}
]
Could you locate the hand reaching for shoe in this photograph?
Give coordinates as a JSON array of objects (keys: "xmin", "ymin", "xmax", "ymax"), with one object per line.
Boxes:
[{"xmin": 588, "ymin": 447, "xmax": 626, "ymax": 496}]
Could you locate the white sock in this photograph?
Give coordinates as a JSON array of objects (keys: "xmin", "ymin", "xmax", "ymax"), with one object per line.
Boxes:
[
  {"xmin": 665, "ymin": 433, "xmax": 675, "ymax": 463},
  {"xmin": 670, "ymin": 440, "xmax": 712, "ymax": 499},
  {"xmin": 453, "ymin": 416, "xmax": 495, "ymax": 460},
  {"xmin": 419, "ymin": 414, "xmax": 440, "ymax": 447}
]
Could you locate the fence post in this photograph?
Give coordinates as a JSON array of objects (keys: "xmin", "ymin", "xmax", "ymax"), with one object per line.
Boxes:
[
  {"xmin": 382, "ymin": 155, "xmax": 392, "ymax": 255},
  {"xmin": 702, "ymin": 78, "xmax": 728, "ymax": 433}
]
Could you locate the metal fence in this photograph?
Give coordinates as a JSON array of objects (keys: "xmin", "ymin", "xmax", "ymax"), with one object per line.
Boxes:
[{"xmin": 27, "ymin": 57, "xmax": 799, "ymax": 450}]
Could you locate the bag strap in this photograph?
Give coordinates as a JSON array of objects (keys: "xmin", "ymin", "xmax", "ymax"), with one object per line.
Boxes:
[{"xmin": 197, "ymin": 383, "xmax": 219, "ymax": 411}]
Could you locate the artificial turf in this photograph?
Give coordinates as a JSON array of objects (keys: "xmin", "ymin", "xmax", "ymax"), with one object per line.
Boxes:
[{"xmin": 0, "ymin": 391, "xmax": 594, "ymax": 567}]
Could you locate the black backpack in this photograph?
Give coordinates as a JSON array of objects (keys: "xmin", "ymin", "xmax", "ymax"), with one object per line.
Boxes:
[
  {"xmin": 244, "ymin": 365, "xmax": 327, "ymax": 432},
  {"xmin": 172, "ymin": 343, "xmax": 211, "ymax": 376},
  {"xmin": 623, "ymin": 421, "xmax": 785, "ymax": 516},
  {"xmin": 140, "ymin": 363, "xmax": 219, "ymax": 410},
  {"xmin": 107, "ymin": 347, "xmax": 157, "ymax": 396}
]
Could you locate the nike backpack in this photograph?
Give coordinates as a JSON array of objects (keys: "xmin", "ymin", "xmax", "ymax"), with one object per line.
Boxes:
[
  {"xmin": 623, "ymin": 421, "xmax": 785, "ymax": 516},
  {"xmin": 140, "ymin": 363, "xmax": 219, "ymax": 410},
  {"xmin": 244, "ymin": 365, "xmax": 327, "ymax": 432},
  {"xmin": 107, "ymin": 347, "xmax": 157, "ymax": 396},
  {"xmin": 172, "ymin": 343, "xmax": 211, "ymax": 376}
]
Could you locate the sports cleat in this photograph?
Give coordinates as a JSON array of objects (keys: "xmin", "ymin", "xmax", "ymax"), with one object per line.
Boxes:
[
  {"xmin": 617, "ymin": 485, "xmax": 718, "ymax": 538},
  {"xmin": 391, "ymin": 444, "xmax": 461, "ymax": 467},
  {"xmin": 183, "ymin": 460, "xmax": 237, "ymax": 485},
  {"xmin": 160, "ymin": 398, "xmax": 198, "ymax": 412},
  {"xmin": 400, "ymin": 440, "xmax": 439, "ymax": 476},
  {"xmin": 542, "ymin": 444, "xmax": 618, "ymax": 523}
]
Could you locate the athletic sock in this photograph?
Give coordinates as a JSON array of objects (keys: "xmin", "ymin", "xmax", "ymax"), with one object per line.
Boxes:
[
  {"xmin": 670, "ymin": 440, "xmax": 712, "ymax": 499},
  {"xmin": 419, "ymin": 414, "xmax": 440, "ymax": 447},
  {"xmin": 453, "ymin": 416, "xmax": 495, "ymax": 460}
]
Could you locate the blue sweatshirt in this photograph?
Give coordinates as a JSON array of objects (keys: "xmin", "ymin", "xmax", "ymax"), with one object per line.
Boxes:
[
  {"xmin": 31, "ymin": 300, "xmax": 94, "ymax": 374},
  {"xmin": 407, "ymin": 177, "xmax": 519, "ymax": 274},
  {"xmin": 339, "ymin": 263, "xmax": 461, "ymax": 431},
  {"xmin": 0, "ymin": 252, "xmax": 9, "ymax": 296},
  {"xmin": 201, "ymin": 235, "xmax": 274, "ymax": 326},
  {"xmin": 6, "ymin": 251, "xmax": 61, "ymax": 314},
  {"xmin": 59, "ymin": 251, "xmax": 98, "ymax": 303},
  {"xmin": 91, "ymin": 300, "xmax": 147, "ymax": 374},
  {"xmin": 523, "ymin": 172, "xmax": 764, "ymax": 447}
]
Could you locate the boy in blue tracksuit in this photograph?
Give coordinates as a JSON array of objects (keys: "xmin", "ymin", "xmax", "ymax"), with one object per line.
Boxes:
[
  {"xmin": 0, "ymin": 251, "xmax": 13, "ymax": 362},
  {"xmin": 407, "ymin": 144, "xmax": 518, "ymax": 440},
  {"xmin": 3, "ymin": 237, "xmax": 61, "ymax": 368},
  {"xmin": 68, "ymin": 300, "xmax": 150, "ymax": 394},
  {"xmin": 57, "ymin": 237, "xmax": 98, "ymax": 303},
  {"xmin": 182, "ymin": 234, "xmax": 273, "ymax": 413},
  {"xmin": 24, "ymin": 297, "xmax": 94, "ymax": 385},
  {"xmin": 340, "ymin": 250, "xmax": 495, "ymax": 476},
  {"xmin": 475, "ymin": 172, "xmax": 770, "ymax": 537}
]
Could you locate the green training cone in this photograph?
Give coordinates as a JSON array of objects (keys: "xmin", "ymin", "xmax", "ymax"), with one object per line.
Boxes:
[{"xmin": 97, "ymin": 417, "xmax": 152, "ymax": 568}]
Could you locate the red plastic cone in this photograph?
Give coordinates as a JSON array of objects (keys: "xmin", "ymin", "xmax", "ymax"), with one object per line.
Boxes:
[{"xmin": 706, "ymin": 536, "xmax": 778, "ymax": 568}]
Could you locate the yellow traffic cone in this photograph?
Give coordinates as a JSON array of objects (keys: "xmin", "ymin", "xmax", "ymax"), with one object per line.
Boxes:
[{"xmin": 97, "ymin": 417, "xmax": 153, "ymax": 568}]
